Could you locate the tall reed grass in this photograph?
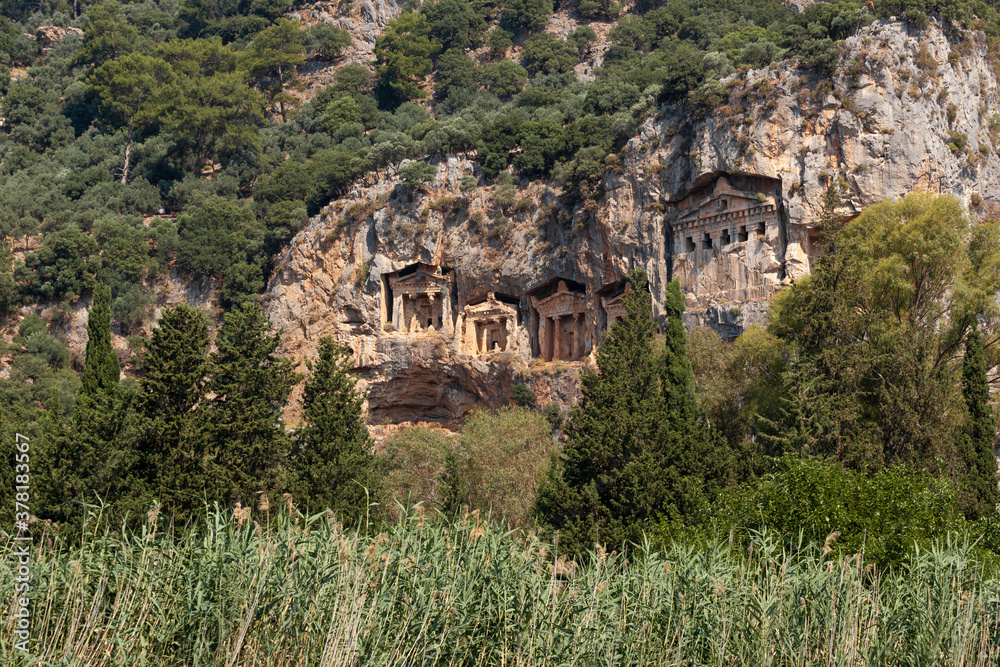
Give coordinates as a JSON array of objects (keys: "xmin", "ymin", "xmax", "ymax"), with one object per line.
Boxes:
[{"xmin": 2, "ymin": 505, "xmax": 999, "ymax": 666}]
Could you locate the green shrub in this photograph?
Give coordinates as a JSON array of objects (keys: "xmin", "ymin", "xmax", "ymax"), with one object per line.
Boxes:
[
  {"xmin": 714, "ymin": 455, "xmax": 967, "ymax": 568},
  {"xmin": 453, "ymin": 406, "xmax": 555, "ymax": 527},
  {"xmin": 540, "ymin": 402, "xmax": 564, "ymax": 430},
  {"xmin": 510, "ymin": 382, "xmax": 536, "ymax": 407},
  {"xmin": 21, "ymin": 225, "xmax": 100, "ymax": 302},
  {"xmin": 309, "ymin": 24, "xmax": 352, "ymax": 59},
  {"xmin": 459, "ymin": 174, "xmax": 478, "ymax": 192},
  {"xmin": 398, "ymin": 161, "xmax": 438, "ymax": 190},
  {"xmin": 481, "ymin": 60, "xmax": 528, "ymax": 98},
  {"xmin": 379, "ymin": 426, "xmax": 453, "ymax": 520}
]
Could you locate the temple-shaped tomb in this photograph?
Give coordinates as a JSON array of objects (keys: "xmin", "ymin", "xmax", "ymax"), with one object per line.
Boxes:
[
  {"xmin": 598, "ymin": 280, "xmax": 629, "ymax": 328},
  {"xmin": 529, "ymin": 279, "xmax": 589, "ymax": 362},
  {"xmin": 382, "ymin": 263, "xmax": 455, "ymax": 334},
  {"xmin": 455, "ymin": 292, "xmax": 522, "ymax": 355},
  {"xmin": 669, "ymin": 174, "xmax": 781, "ymax": 258}
]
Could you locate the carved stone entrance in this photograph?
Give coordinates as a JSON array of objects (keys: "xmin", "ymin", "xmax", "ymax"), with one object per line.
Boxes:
[
  {"xmin": 529, "ymin": 279, "xmax": 589, "ymax": 362},
  {"xmin": 384, "ymin": 263, "xmax": 454, "ymax": 334},
  {"xmin": 669, "ymin": 174, "xmax": 781, "ymax": 259},
  {"xmin": 455, "ymin": 292, "xmax": 522, "ymax": 355}
]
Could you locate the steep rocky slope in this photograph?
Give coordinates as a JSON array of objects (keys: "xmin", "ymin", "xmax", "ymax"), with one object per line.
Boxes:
[
  {"xmin": 265, "ymin": 18, "xmax": 1000, "ymax": 426},
  {"xmin": 21, "ymin": 19, "xmax": 991, "ymax": 427}
]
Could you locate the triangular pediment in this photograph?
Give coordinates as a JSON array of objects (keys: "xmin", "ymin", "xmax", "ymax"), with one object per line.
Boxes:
[
  {"xmin": 538, "ymin": 291, "xmax": 585, "ymax": 310},
  {"xmin": 393, "ymin": 270, "xmax": 449, "ymax": 288},
  {"xmin": 603, "ymin": 293, "xmax": 625, "ymax": 307},
  {"xmin": 397, "ymin": 271, "xmax": 443, "ymax": 283},
  {"xmin": 677, "ymin": 192, "xmax": 762, "ymax": 222}
]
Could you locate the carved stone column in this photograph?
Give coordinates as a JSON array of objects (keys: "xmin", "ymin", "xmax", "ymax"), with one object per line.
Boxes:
[
  {"xmin": 504, "ymin": 317, "xmax": 515, "ymax": 352},
  {"xmin": 553, "ymin": 316, "xmax": 563, "ymax": 361},
  {"xmin": 393, "ymin": 293, "xmax": 404, "ymax": 330},
  {"xmin": 442, "ymin": 289, "xmax": 453, "ymax": 334},
  {"xmin": 541, "ymin": 316, "xmax": 552, "ymax": 361},
  {"xmin": 466, "ymin": 314, "xmax": 477, "ymax": 353},
  {"xmin": 454, "ymin": 313, "xmax": 465, "ymax": 350}
]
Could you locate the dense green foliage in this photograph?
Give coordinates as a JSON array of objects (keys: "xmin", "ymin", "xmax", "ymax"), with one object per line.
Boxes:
[
  {"xmin": 132, "ymin": 304, "xmax": 212, "ymax": 516},
  {"xmin": 712, "ymin": 455, "xmax": 968, "ymax": 568},
  {"xmin": 765, "ymin": 194, "xmax": 1000, "ymax": 472},
  {"xmin": 290, "ymin": 335, "xmax": 378, "ymax": 521},
  {"xmin": 78, "ymin": 283, "xmax": 119, "ymax": 399},
  {"xmin": 960, "ymin": 326, "xmax": 1000, "ymax": 519},
  {"xmin": 380, "ymin": 406, "xmax": 554, "ymax": 526}
]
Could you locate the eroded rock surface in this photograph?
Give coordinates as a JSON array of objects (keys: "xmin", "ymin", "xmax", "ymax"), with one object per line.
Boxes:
[{"xmin": 266, "ymin": 19, "xmax": 1000, "ymax": 425}]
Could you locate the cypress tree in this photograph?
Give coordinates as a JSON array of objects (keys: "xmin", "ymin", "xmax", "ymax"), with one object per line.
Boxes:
[
  {"xmin": 660, "ymin": 281, "xmax": 698, "ymax": 420},
  {"xmin": 653, "ymin": 279, "xmax": 731, "ymax": 519},
  {"xmin": 537, "ymin": 274, "xmax": 732, "ymax": 555},
  {"xmin": 136, "ymin": 305, "xmax": 211, "ymax": 516},
  {"xmin": 441, "ymin": 451, "xmax": 469, "ymax": 516},
  {"xmin": 200, "ymin": 303, "xmax": 298, "ymax": 507},
  {"xmin": 536, "ymin": 269, "xmax": 666, "ymax": 554},
  {"xmin": 80, "ymin": 284, "xmax": 120, "ymax": 399},
  {"xmin": 290, "ymin": 336, "xmax": 377, "ymax": 520},
  {"xmin": 46, "ymin": 284, "xmax": 132, "ymax": 527},
  {"xmin": 960, "ymin": 326, "xmax": 999, "ymax": 519}
]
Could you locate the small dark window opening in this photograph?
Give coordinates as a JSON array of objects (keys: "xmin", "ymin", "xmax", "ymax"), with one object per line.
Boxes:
[
  {"xmin": 686, "ymin": 236, "xmax": 696, "ymax": 252},
  {"xmin": 720, "ymin": 199, "xmax": 728, "ymax": 210},
  {"xmin": 702, "ymin": 232, "xmax": 713, "ymax": 249},
  {"xmin": 757, "ymin": 222, "xmax": 766, "ymax": 236},
  {"xmin": 738, "ymin": 225, "xmax": 749, "ymax": 242},
  {"xmin": 721, "ymin": 229, "xmax": 731, "ymax": 245},
  {"xmin": 427, "ymin": 318, "xmax": 433, "ymax": 327}
]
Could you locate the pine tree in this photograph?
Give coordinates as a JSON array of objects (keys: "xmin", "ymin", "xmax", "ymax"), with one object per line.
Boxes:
[
  {"xmin": 200, "ymin": 303, "xmax": 297, "ymax": 507},
  {"xmin": 79, "ymin": 284, "xmax": 120, "ymax": 399},
  {"xmin": 960, "ymin": 326, "xmax": 999, "ymax": 519},
  {"xmin": 290, "ymin": 336, "xmax": 377, "ymax": 520},
  {"xmin": 135, "ymin": 305, "xmax": 211, "ymax": 516}
]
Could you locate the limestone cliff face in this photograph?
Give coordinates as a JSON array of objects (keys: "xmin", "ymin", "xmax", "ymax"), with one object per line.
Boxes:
[
  {"xmin": 266, "ymin": 157, "xmax": 587, "ymax": 426},
  {"xmin": 266, "ymin": 18, "xmax": 1000, "ymax": 425},
  {"xmin": 606, "ymin": 18, "xmax": 1000, "ymax": 329}
]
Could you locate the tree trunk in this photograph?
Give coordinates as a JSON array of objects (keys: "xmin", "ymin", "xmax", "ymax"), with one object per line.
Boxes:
[
  {"xmin": 121, "ymin": 117, "xmax": 134, "ymax": 185},
  {"xmin": 277, "ymin": 65, "xmax": 286, "ymax": 123},
  {"xmin": 195, "ymin": 126, "xmax": 208, "ymax": 176}
]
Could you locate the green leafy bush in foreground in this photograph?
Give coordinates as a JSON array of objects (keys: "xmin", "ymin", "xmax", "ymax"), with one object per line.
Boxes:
[
  {"xmin": 2, "ymin": 507, "xmax": 999, "ymax": 665},
  {"xmin": 711, "ymin": 455, "xmax": 969, "ymax": 569}
]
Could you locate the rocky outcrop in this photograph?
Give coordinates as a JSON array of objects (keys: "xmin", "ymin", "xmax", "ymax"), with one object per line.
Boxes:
[
  {"xmin": 266, "ymin": 18, "xmax": 1000, "ymax": 426},
  {"xmin": 35, "ymin": 25, "xmax": 83, "ymax": 51},
  {"xmin": 1, "ymin": 271, "xmax": 220, "ymax": 380},
  {"xmin": 293, "ymin": 0, "xmax": 400, "ymax": 97}
]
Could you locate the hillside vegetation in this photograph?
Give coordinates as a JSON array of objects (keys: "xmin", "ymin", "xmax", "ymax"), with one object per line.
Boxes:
[{"xmin": 2, "ymin": 0, "xmax": 1000, "ymax": 320}]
